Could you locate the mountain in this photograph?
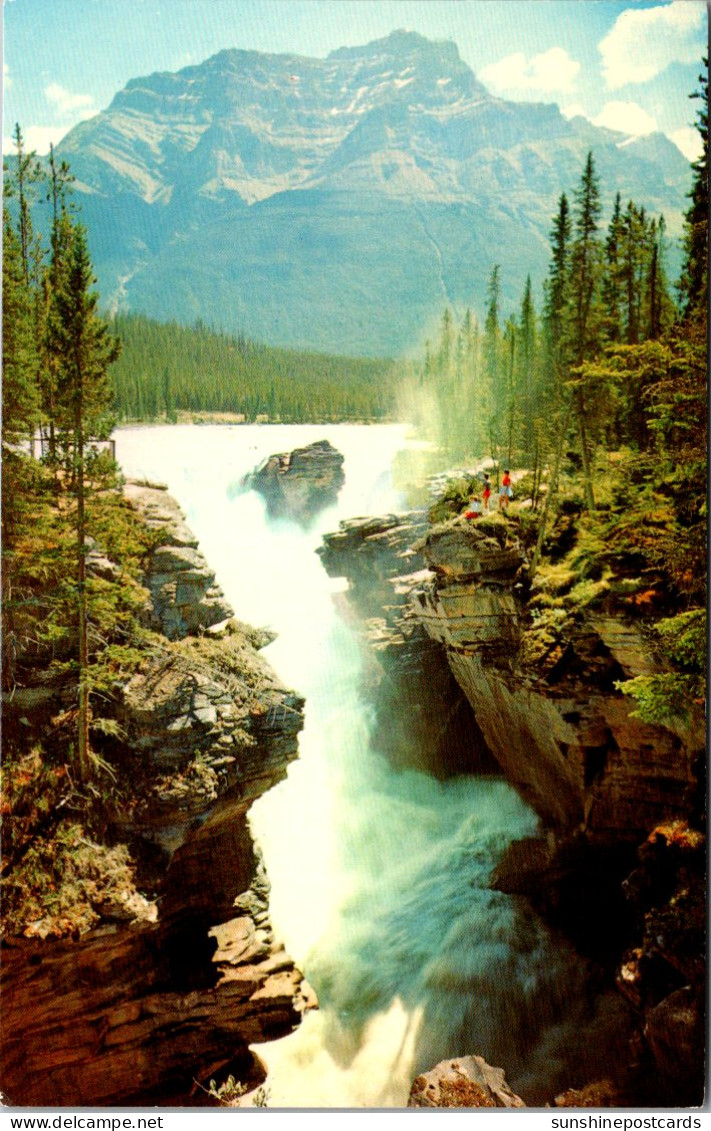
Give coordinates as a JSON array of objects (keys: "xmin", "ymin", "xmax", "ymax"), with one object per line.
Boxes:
[{"xmin": 56, "ymin": 30, "xmax": 692, "ymax": 356}]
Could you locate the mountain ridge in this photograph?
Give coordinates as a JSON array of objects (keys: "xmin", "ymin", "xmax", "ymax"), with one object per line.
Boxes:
[{"xmin": 54, "ymin": 31, "xmax": 691, "ymax": 356}]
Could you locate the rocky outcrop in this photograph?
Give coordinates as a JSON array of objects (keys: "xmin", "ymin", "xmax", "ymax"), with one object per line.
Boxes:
[
  {"xmin": 410, "ymin": 519, "xmax": 701, "ymax": 843},
  {"xmin": 241, "ymin": 440, "xmax": 345, "ymax": 525},
  {"xmin": 322, "ymin": 506, "xmax": 705, "ymax": 1108},
  {"xmin": 1, "ymin": 866, "xmax": 312, "ymax": 1106},
  {"xmin": 321, "ymin": 512, "xmax": 701, "ymax": 837},
  {"xmin": 124, "ymin": 479, "xmax": 234, "ymax": 638},
  {"xmin": 615, "ymin": 821, "xmax": 706, "ymax": 1107},
  {"xmin": 408, "ymin": 1057, "xmax": 525, "ymax": 1108},
  {"xmin": 319, "ymin": 514, "xmax": 497, "ymax": 777},
  {"xmin": 0, "ymin": 486, "xmax": 309, "ymax": 1106}
]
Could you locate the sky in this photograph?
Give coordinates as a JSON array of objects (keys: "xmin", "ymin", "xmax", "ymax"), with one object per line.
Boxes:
[{"xmin": 2, "ymin": 0, "xmax": 707, "ymax": 161}]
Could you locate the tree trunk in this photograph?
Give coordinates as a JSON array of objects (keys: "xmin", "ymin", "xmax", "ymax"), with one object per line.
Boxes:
[
  {"xmin": 575, "ymin": 389, "xmax": 596, "ymax": 513},
  {"xmin": 75, "ymin": 401, "xmax": 90, "ymax": 783},
  {"xmin": 531, "ymin": 400, "xmax": 573, "ymax": 576}
]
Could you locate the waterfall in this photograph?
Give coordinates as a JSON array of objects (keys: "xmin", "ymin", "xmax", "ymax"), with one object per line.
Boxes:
[{"xmin": 115, "ymin": 423, "xmax": 630, "ymax": 1107}]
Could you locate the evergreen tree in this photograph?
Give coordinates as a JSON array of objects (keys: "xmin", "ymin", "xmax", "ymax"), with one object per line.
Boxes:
[
  {"xmin": 569, "ymin": 152, "xmax": 603, "ymax": 365},
  {"xmin": 2, "ymin": 210, "xmax": 40, "ymax": 446},
  {"xmin": 517, "ymin": 275, "xmax": 537, "ymax": 457},
  {"xmin": 602, "ymin": 192, "xmax": 624, "ymax": 343},
  {"xmin": 48, "ymin": 223, "xmax": 121, "ymax": 781},
  {"xmin": 483, "ymin": 264, "xmax": 502, "ymax": 456},
  {"xmin": 619, "ymin": 201, "xmax": 648, "ymax": 345},
  {"xmin": 5, "ymin": 124, "xmax": 43, "ymax": 285},
  {"xmin": 437, "ymin": 308, "xmax": 454, "ymax": 377},
  {"xmin": 645, "ymin": 216, "xmax": 675, "ymax": 341},
  {"xmin": 542, "ymin": 193, "xmax": 571, "ymax": 387},
  {"xmin": 568, "ymin": 152, "xmax": 603, "ymax": 510},
  {"xmin": 678, "ymin": 56, "xmax": 708, "ymax": 319}
]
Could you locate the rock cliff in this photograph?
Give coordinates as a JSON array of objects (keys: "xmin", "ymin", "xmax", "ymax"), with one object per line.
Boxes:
[
  {"xmin": 413, "ymin": 518, "xmax": 702, "ymax": 842},
  {"xmin": 1, "ymin": 482, "xmax": 309, "ymax": 1106},
  {"xmin": 123, "ymin": 479, "xmax": 234, "ymax": 639},
  {"xmin": 241, "ymin": 439, "xmax": 345, "ymax": 525},
  {"xmin": 319, "ymin": 504, "xmax": 705, "ymax": 1106},
  {"xmin": 324, "ymin": 511, "xmax": 702, "ymax": 841},
  {"xmin": 319, "ymin": 513, "xmax": 497, "ymax": 777}
]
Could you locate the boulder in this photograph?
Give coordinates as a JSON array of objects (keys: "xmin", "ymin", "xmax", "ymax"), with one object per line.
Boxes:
[
  {"xmin": 409, "ymin": 1056, "xmax": 525, "ymax": 1108},
  {"xmin": 242, "ymin": 439, "xmax": 345, "ymax": 524},
  {"xmin": 644, "ymin": 987, "xmax": 705, "ymax": 1105}
]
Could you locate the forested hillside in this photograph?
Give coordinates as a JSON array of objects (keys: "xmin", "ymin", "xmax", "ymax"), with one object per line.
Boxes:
[{"xmin": 109, "ymin": 313, "xmax": 399, "ymax": 422}]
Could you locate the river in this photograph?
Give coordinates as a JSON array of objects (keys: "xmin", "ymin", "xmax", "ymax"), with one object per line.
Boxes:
[{"xmin": 114, "ymin": 422, "xmax": 628, "ymax": 1108}]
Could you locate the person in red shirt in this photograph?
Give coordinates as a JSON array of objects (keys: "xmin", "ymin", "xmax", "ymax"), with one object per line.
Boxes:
[{"xmin": 499, "ymin": 469, "xmax": 512, "ymax": 510}]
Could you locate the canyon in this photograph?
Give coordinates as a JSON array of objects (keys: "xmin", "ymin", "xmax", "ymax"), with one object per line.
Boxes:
[{"xmin": 2, "ymin": 435, "xmax": 704, "ymax": 1108}]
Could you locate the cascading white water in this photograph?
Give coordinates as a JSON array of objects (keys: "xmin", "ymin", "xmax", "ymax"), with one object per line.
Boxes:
[{"xmin": 115, "ymin": 424, "xmax": 630, "ymax": 1107}]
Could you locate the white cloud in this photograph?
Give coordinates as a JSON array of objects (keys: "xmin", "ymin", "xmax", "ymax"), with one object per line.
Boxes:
[
  {"xmin": 592, "ymin": 100, "xmax": 658, "ymax": 137},
  {"xmin": 560, "ymin": 103, "xmax": 587, "ymax": 120},
  {"xmin": 44, "ymin": 82, "xmax": 96, "ymax": 119},
  {"xmin": 3, "ymin": 83, "xmax": 98, "ymax": 158},
  {"xmin": 4, "ymin": 63, "xmax": 11, "ymax": 90},
  {"xmin": 599, "ymin": 1, "xmax": 706, "ymax": 90},
  {"xmin": 3, "ymin": 125, "xmax": 68, "ymax": 157},
  {"xmin": 480, "ymin": 47, "xmax": 580, "ymax": 97},
  {"xmin": 670, "ymin": 125, "xmax": 703, "ymax": 162}
]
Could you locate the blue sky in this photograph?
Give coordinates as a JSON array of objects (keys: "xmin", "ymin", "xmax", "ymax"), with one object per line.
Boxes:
[{"xmin": 2, "ymin": 0, "xmax": 707, "ymax": 159}]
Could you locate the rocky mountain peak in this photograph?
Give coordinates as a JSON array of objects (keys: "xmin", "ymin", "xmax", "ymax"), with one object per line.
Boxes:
[
  {"xmin": 329, "ymin": 28, "xmax": 465, "ymax": 67},
  {"xmin": 56, "ymin": 30, "xmax": 691, "ymax": 356}
]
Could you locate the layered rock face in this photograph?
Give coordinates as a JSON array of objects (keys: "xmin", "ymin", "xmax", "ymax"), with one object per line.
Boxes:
[
  {"xmin": 414, "ymin": 521, "xmax": 701, "ymax": 842},
  {"xmin": 124, "ymin": 479, "xmax": 234, "ymax": 638},
  {"xmin": 319, "ymin": 514, "xmax": 497, "ymax": 777},
  {"xmin": 1, "ymin": 483, "xmax": 309, "ymax": 1106},
  {"xmin": 242, "ymin": 439, "xmax": 345, "ymax": 525},
  {"xmin": 321, "ymin": 512, "xmax": 701, "ymax": 839},
  {"xmin": 320, "ymin": 507, "xmax": 705, "ymax": 1106}
]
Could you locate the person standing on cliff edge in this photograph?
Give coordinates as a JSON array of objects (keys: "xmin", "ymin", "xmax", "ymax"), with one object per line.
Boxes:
[{"xmin": 499, "ymin": 470, "xmax": 512, "ymax": 510}]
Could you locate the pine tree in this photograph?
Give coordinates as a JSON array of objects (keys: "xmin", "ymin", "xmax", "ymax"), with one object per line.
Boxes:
[
  {"xmin": 517, "ymin": 275, "xmax": 537, "ymax": 457},
  {"xmin": 645, "ymin": 216, "xmax": 675, "ymax": 340},
  {"xmin": 569, "ymin": 152, "xmax": 603, "ymax": 365},
  {"xmin": 483, "ymin": 264, "xmax": 502, "ymax": 457},
  {"xmin": 542, "ymin": 193, "xmax": 571, "ymax": 385},
  {"xmin": 678, "ymin": 56, "xmax": 708, "ymax": 319},
  {"xmin": 5, "ymin": 125, "xmax": 44, "ymax": 286},
  {"xmin": 602, "ymin": 192, "xmax": 624, "ymax": 342},
  {"xmin": 48, "ymin": 222, "xmax": 121, "ymax": 782},
  {"xmin": 2, "ymin": 210, "xmax": 40, "ymax": 446},
  {"xmin": 568, "ymin": 152, "xmax": 603, "ymax": 510},
  {"xmin": 437, "ymin": 308, "xmax": 454, "ymax": 378}
]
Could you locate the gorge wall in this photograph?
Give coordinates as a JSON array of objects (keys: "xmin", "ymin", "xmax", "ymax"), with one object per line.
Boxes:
[
  {"xmin": 321, "ymin": 509, "xmax": 702, "ymax": 843},
  {"xmin": 319, "ymin": 506, "xmax": 705, "ymax": 1106},
  {"xmin": 1, "ymin": 482, "xmax": 310, "ymax": 1107}
]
